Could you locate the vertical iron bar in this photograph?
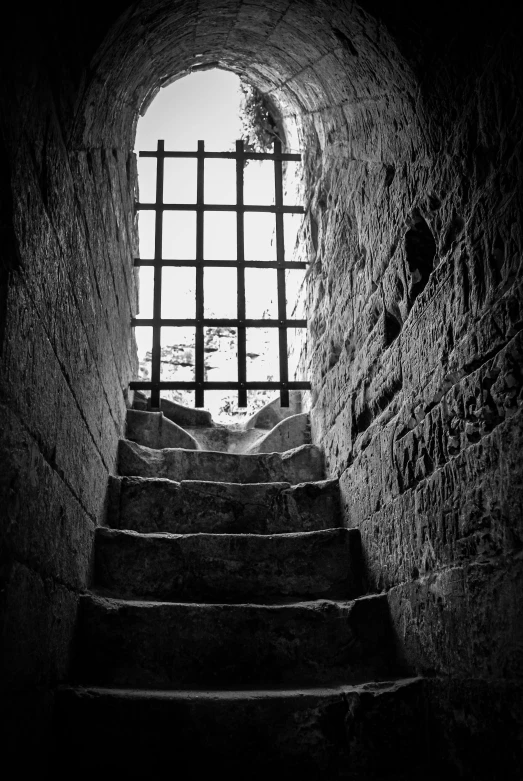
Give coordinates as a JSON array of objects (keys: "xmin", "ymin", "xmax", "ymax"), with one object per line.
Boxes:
[
  {"xmin": 150, "ymin": 139, "xmax": 164, "ymax": 409},
  {"xmin": 195, "ymin": 140, "xmax": 205, "ymax": 407},
  {"xmin": 274, "ymin": 140, "xmax": 289, "ymax": 407},
  {"xmin": 236, "ymin": 140, "xmax": 247, "ymax": 408}
]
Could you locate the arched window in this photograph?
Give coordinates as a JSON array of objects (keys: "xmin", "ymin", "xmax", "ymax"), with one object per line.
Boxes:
[{"xmin": 131, "ymin": 70, "xmax": 309, "ymax": 422}]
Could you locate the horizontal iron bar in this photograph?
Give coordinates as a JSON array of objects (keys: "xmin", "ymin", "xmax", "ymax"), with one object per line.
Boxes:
[
  {"xmin": 132, "ymin": 318, "xmax": 307, "ymax": 328},
  {"xmin": 139, "ymin": 150, "xmax": 301, "ymax": 161},
  {"xmin": 136, "ymin": 202, "xmax": 304, "ymax": 214},
  {"xmin": 130, "ymin": 381, "xmax": 311, "ymax": 391},
  {"xmin": 134, "ymin": 259, "xmax": 307, "ymax": 269}
]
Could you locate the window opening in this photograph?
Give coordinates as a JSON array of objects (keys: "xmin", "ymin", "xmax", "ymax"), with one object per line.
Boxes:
[{"xmin": 131, "ymin": 138, "xmax": 309, "ymax": 409}]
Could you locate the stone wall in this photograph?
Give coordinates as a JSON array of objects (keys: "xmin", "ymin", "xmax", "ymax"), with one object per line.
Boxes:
[
  {"xmin": 0, "ymin": 4, "xmax": 138, "ymax": 760},
  {"xmin": 0, "ymin": 0, "xmax": 521, "ymax": 774},
  {"xmin": 300, "ymin": 9, "xmax": 523, "ymax": 683}
]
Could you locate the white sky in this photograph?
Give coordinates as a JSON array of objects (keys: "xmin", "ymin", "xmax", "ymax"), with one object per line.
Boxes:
[
  {"xmin": 133, "ymin": 69, "xmax": 303, "ymax": 404},
  {"xmin": 135, "ymin": 69, "xmax": 244, "ymax": 153}
]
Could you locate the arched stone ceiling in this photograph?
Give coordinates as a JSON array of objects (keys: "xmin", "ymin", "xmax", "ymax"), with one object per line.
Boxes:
[{"xmin": 76, "ymin": 0, "xmax": 425, "ymax": 162}]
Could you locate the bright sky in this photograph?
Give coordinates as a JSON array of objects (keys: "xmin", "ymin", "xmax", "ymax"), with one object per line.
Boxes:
[
  {"xmin": 135, "ymin": 69, "xmax": 244, "ymax": 153},
  {"xmin": 133, "ymin": 69, "xmax": 303, "ymax": 412}
]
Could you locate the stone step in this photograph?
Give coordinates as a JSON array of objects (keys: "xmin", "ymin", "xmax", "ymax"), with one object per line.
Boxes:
[
  {"xmin": 185, "ymin": 412, "xmax": 310, "ymax": 454},
  {"xmin": 94, "ymin": 527, "xmax": 362, "ymax": 602},
  {"xmin": 245, "ymin": 389, "xmax": 303, "ymax": 429},
  {"xmin": 245, "ymin": 412, "xmax": 310, "ymax": 454},
  {"xmin": 108, "ymin": 475, "xmax": 341, "ymax": 534},
  {"xmin": 118, "ymin": 439, "xmax": 323, "ymax": 484},
  {"xmin": 183, "ymin": 425, "xmax": 265, "ymax": 453},
  {"xmin": 53, "ymin": 678, "xmax": 427, "ymax": 779},
  {"xmin": 73, "ymin": 593, "xmax": 402, "ymax": 689},
  {"xmin": 158, "ymin": 396, "xmax": 213, "ymax": 427},
  {"xmin": 126, "ymin": 409, "xmax": 199, "ymax": 450}
]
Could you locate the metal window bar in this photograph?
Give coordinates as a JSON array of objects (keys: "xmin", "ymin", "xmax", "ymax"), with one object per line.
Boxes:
[{"xmin": 131, "ymin": 139, "xmax": 309, "ymax": 409}]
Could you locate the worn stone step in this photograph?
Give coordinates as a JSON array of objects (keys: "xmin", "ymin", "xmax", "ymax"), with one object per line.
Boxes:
[
  {"xmin": 94, "ymin": 527, "xmax": 362, "ymax": 602},
  {"xmin": 159, "ymin": 396, "xmax": 214, "ymax": 427},
  {"xmin": 132, "ymin": 393, "xmax": 213, "ymax": 427},
  {"xmin": 108, "ymin": 475, "xmax": 340, "ymax": 534},
  {"xmin": 73, "ymin": 593, "xmax": 401, "ymax": 689},
  {"xmin": 183, "ymin": 425, "xmax": 265, "ymax": 453},
  {"xmin": 118, "ymin": 439, "xmax": 323, "ymax": 484},
  {"xmin": 245, "ymin": 412, "xmax": 310, "ymax": 454},
  {"xmin": 184, "ymin": 412, "xmax": 310, "ymax": 454},
  {"xmin": 245, "ymin": 389, "xmax": 303, "ymax": 429},
  {"xmin": 53, "ymin": 678, "xmax": 427, "ymax": 780},
  {"xmin": 126, "ymin": 409, "xmax": 199, "ymax": 450}
]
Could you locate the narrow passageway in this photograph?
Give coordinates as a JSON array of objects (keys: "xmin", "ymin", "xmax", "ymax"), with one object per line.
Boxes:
[{"xmin": 1, "ymin": 2, "xmax": 521, "ymax": 778}]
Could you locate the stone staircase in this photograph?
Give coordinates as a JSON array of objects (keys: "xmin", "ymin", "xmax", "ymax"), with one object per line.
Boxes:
[{"xmin": 53, "ymin": 400, "xmax": 426, "ymax": 780}]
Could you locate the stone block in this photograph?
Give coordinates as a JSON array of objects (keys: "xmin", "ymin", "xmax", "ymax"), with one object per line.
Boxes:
[
  {"xmin": 0, "ymin": 403, "xmax": 95, "ymax": 589},
  {"xmin": 118, "ymin": 439, "xmax": 324, "ymax": 484},
  {"xmin": 126, "ymin": 409, "xmax": 199, "ymax": 450},
  {"xmin": 353, "ymin": 406, "xmax": 523, "ymax": 590},
  {"xmin": 94, "ymin": 527, "xmax": 363, "ymax": 602},
  {"xmin": 1, "ymin": 280, "xmax": 120, "ymax": 522},
  {"xmin": 159, "ymin": 397, "xmax": 213, "ymax": 427},
  {"xmin": 73, "ymin": 593, "xmax": 402, "ymax": 688},
  {"xmin": 387, "ymin": 554, "xmax": 523, "ymax": 678},
  {"xmin": 110, "ymin": 475, "xmax": 340, "ymax": 535}
]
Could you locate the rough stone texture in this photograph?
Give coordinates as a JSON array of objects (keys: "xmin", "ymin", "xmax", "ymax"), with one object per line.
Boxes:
[
  {"xmin": 387, "ymin": 554, "xmax": 523, "ymax": 679},
  {"xmin": 0, "ymin": 401, "xmax": 93, "ymax": 726},
  {"xmin": 110, "ymin": 475, "xmax": 341, "ymax": 534},
  {"xmin": 118, "ymin": 438, "xmax": 324, "ymax": 484},
  {"xmin": 339, "ymin": 348, "xmax": 523, "ymax": 676},
  {"xmin": 126, "ymin": 409, "xmax": 199, "ymax": 450},
  {"xmin": 296, "ymin": 15, "xmax": 523, "ymax": 733},
  {"xmin": 2, "ymin": 560, "xmax": 80, "ymax": 690},
  {"xmin": 1, "ymin": 7, "xmax": 138, "ymax": 761},
  {"xmin": 1, "ymin": 0, "xmax": 521, "ymax": 775},
  {"xmin": 94, "ymin": 526, "xmax": 362, "ymax": 602},
  {"xmin": 0, "ymin": 405, "xmax": 95, "ymax": 591},
  {"xmin": 74, "ymin": 593, "xmax": 402, "ymax": 688}
]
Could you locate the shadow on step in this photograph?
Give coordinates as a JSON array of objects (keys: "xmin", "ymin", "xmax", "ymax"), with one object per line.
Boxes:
[{"xmin": 51, "ymin": 676, "xmax": 523, "ymax": 780}]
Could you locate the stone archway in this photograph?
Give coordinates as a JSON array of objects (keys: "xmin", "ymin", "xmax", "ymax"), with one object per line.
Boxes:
[{"xmin": 72, "ymin": 0, "xmax": 428, "ymax": 439}]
